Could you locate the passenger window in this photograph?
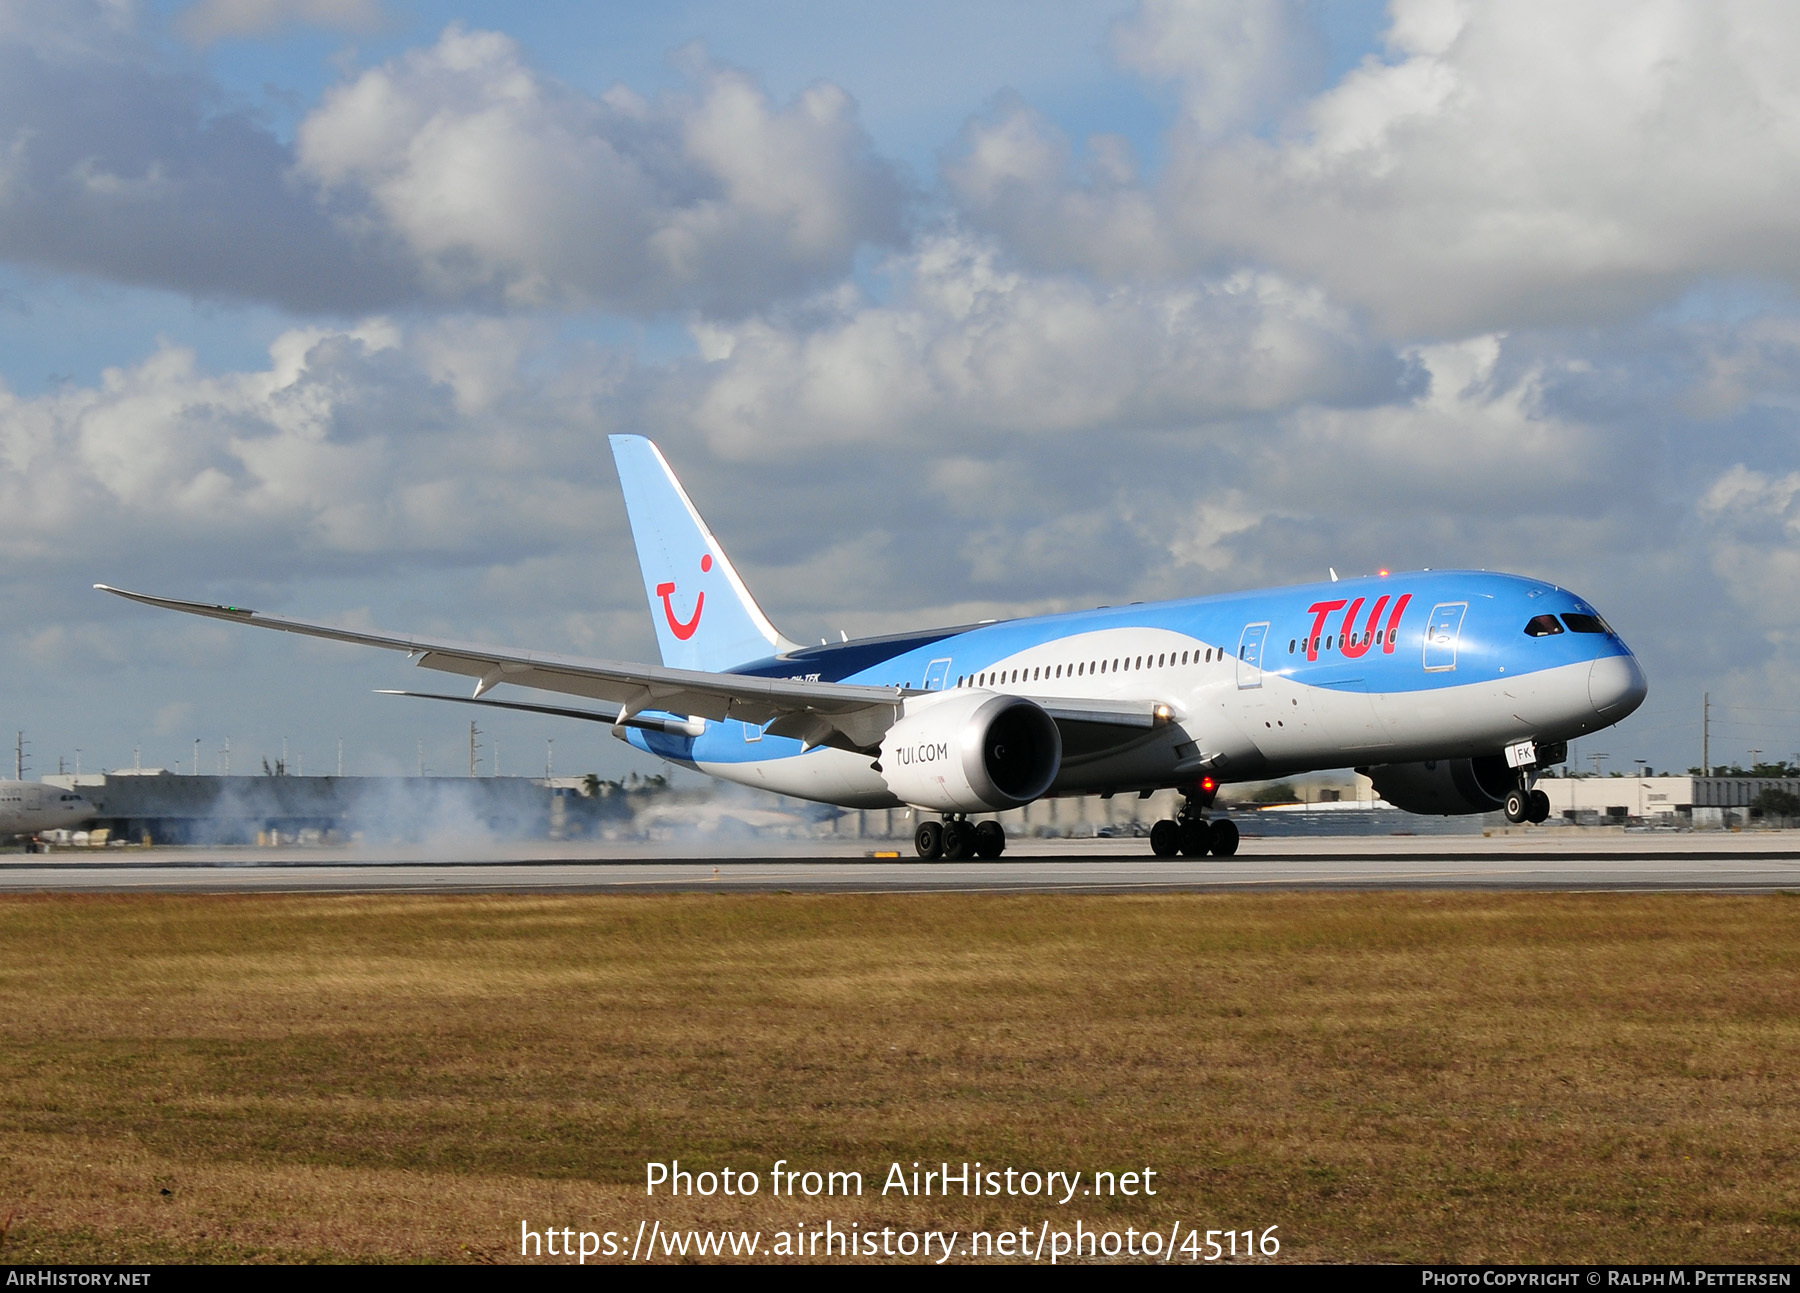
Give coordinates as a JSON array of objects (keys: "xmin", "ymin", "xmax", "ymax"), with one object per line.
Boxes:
[
  {"xmin": 1562, "ymin": 613, "xmax": 1609, "ymax": 634},
  {"xmin": 1524, "ymin": 614, "xmax": 1564, "ymax": 637}
]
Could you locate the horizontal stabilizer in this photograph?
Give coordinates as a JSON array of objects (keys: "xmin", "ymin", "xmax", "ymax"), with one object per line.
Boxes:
[{"xmin": 376, "ymin": 690, "xmax": 705, "ymax": 737}]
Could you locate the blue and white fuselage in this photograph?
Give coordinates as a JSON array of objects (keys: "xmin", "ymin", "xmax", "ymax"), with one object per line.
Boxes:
[{"xmin": 629, "ymin": 570, "xmax": 1645, "ymax": 810}]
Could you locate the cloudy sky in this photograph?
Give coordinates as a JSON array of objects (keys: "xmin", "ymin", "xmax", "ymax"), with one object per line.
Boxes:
[{"xmin": 5, "ymin": 0, "xmax": 1798, "ymax": 783}]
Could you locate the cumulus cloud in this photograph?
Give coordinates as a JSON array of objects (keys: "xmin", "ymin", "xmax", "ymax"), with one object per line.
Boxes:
[
  {"xmin": 0, "ymin": 39, "xmax": 414, "ymax": 310},
  {"xmin": 1263, "ymin": 335, "xmax": 1621, "ymax": 516},
  {"xmin": 683, "ymin": 233, "xmax": 1405, "ymax": 456},
  {"xmin": 1697, "ymin": 464, "xmax": 1800, "ymax": 630},
  {"xmin": 295, "ymin": 26, "xmax": 905, "ymax": 313},
  {"xmin": 1702, "ymin": 464, "xmax": 1800, "ymax": 532},
  {"xmin": 177, "ymin": 0, "xmax": 383, "ymax": 46},
  {"xmin": 953, "ymin": 0, "xmax": 1800, "ymax": 336},
  {"xmin": 1680, "ymin": 314, "xmax": 1800, "ymax": 420},
  {"xmin": 944, "ymin": 97, "xmax": 1176, "ymax": 277},
  {"xmin": 1111, "ymin": 0, "xmax": 1319, "ymax": 136},
  {"xmin": 0, "ymin": 317, "xmax": 633, "ymax": 587},
  {"xmin": 1190, "ymin": 0, "xmax": 1800, "ymax": 333},
  {"xmin": 0, "ymin": 13, "xmax": 902, "ymax": 317}
]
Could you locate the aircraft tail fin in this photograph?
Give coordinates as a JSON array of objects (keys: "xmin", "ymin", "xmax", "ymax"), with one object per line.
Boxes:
[{"xmin": 608, "ymin": 435, "xmax": 797, "ymax": 671}]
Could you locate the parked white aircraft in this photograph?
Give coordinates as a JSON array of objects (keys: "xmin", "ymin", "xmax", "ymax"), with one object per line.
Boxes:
[
  {"xmin": 0, "ymin": 780, "xmax": 95, "ymax": 844},
  {"xmin": 99, "ymin": 436, "xmax": 1646, "ymax": 860}
]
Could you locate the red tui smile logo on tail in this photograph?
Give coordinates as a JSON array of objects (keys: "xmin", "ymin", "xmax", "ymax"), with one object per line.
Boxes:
[{"xmin": 656, "ymin": 554, "xmax": 712, "ymax": 640}]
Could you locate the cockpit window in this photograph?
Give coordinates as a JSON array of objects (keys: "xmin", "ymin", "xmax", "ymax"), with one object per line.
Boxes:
[
  {"xmin": 1524, "ymin": 614, "xmax": 1564, "ymax": 637},
  {"xmin": 1561, "ymin": 613, "xmax": 1610, "ymax": 634}
]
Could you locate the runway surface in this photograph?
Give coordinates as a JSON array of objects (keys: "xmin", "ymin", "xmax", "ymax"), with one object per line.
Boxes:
[{"xmin": 5, "ymin": 832, "xmax": 1800, "ymax": 894}]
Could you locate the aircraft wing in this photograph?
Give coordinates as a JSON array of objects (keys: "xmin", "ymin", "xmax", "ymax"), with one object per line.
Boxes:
[
  {"xmin": 95, "ymin": 585, "xmax": 908, "ymax": 747},
  {"xmin": 96, "ymin": 585, "xmax": 1179, "ymax": 756}
]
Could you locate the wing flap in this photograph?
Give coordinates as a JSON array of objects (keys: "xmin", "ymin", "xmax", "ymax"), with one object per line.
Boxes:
[{"xmin": 1031, "ymin": 696, "xmax": 1170, "ymax": 729}]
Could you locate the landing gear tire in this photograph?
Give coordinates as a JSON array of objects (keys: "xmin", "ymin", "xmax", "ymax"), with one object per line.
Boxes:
[
  {"xmin": 1179, "ymin": 819, "xmax": 1211, "ymax": 857},
  {"xmin": 914, "ymin": 820, "xmax": 944, "ymax": 860},
  {"xmin": 1503, "ymin": 788, "xmax": 1529, "ymax": 824},
  {"xmin": 973, "ymin": 820, "xmax": 1006, "ymax": 859},
  {"xmin": 1210, "ymin": 818, "xmax": 1240, "ymax": 857},
  {"xmin": 941, "ymin": 819, "xmax": 974, "ymax": 861},
  {"xmin": 1528, "ymin": 789, "xmax": 1551, "ymax": 824},
  {"xmin": 1150, "ymin": 819, "xmax": 1180, "ymax": 858}
]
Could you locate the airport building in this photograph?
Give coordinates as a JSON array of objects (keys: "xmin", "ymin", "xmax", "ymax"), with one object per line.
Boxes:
[
  {"xmin": 40, "ymin": 771, "xmax": 613, "ymax": 845},
  {"xmin": 1535, "ymin": 775, "xmax": 1800, "ymax": 825}
]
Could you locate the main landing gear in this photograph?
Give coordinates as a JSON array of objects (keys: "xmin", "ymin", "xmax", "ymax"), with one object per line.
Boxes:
[
  {"xmin": 1149, "ymin": 789, "xmax": 1239, "ymax": 859},
  {"xmin": 915, "ymin": 816, "xmax": 1006, "ymax": 861}
]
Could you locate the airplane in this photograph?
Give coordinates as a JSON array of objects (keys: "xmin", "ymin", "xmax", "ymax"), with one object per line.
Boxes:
[
  {"xmin": 97, "ymin": 435, "xmax": 1647, "ymax": 860},
  {"xmin": 0, "ymin": 780, "xmax": 96, "ymax": 848}
]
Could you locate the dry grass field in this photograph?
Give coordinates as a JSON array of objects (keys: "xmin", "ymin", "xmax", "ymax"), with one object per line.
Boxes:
[{"xmin": 1, "ymin": 891, "xmax": 1797, "ymax": 1264}]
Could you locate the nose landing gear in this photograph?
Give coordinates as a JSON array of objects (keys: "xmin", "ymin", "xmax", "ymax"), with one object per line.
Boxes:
[
  {"xmin": 1503, "ymin": 782, "xmax": 1552, "ymax": 825},
  {"xmin": 1502, "ymin": 741, "xmax": 1561, "ymax": 824}
]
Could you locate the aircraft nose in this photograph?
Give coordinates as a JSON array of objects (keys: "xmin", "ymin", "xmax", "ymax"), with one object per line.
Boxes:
[{"xmin": 1589, "ymin": 652, "xmax": 1647, "ymax": 719}]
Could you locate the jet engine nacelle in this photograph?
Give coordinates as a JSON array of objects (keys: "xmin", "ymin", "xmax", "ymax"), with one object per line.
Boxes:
[
  {"xmin": 1364, "ymin": 755, "xmax": 1513, "ymax": 816},
  {"xmin": 880, "ymin": 692, "xmax": 1061, "ymax": 813}
]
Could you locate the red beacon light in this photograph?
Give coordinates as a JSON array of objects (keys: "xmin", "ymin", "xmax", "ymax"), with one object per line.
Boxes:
[{"xmin": 1200, "ymin": 775, "xmax": 1217, "ymax": 795}]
